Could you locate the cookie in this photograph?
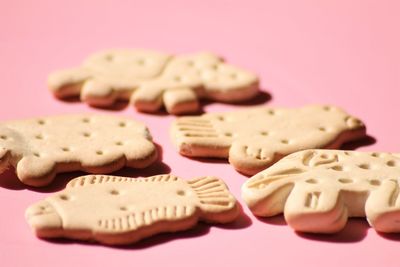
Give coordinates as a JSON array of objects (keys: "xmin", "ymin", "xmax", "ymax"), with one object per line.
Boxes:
[
  {"xmin": 48, "ymin": 49, "xmax": 259, "ymax": 114},
  {"xmin": 26, "ymin": 174, "xmax": 239, "ymax": 245},
  {"xmin": 0, "ymin": 114, "xmax": 157, "ymax": 187},
  {"xmin": 242, "ymin": 149, "xmax": 400, "ymax": 234},
  {"xmin": 170, "ymin": 105, "xmax": 366, "ymax": 175}
]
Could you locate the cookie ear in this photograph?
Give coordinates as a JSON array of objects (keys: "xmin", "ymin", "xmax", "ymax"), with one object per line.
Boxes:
[{"xmin": 187, "ymin": 176, "xmax": 239, "ymax": 223}]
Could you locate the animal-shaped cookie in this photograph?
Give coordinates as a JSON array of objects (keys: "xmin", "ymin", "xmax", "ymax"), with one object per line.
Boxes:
[
  {"xmin": 242, "ymin": 149, "xmax": 400, "ymax": 233},
  {"xmin": 170, "ymin": 105, "xmax": 366, "ymax": 175},
  {"xmin": 0, "ymin": 114, "xmax": 157, "ymax": 187},
  {"xmin": 48, "ymin": 49, "xmax": 259, "ymax": 115},
  {"xmin": 26, "ymin": 174, "xmax": 239, "ymax": 245}
]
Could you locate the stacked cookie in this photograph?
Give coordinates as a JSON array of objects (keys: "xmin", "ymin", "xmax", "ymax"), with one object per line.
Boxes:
[{"xmin": 0, "ymin": 49, "xmax": 397, "ymax": 246}]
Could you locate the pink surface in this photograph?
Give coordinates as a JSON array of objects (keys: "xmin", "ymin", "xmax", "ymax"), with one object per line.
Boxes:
[{"xmin": 1, "ymin": 0, "xmax": 399, "ymax": 266}]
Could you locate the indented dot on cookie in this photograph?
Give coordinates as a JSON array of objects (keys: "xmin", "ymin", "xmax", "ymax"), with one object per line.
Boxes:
[
  {"xmin": 387, "ymin": 160, "xmax": 397, "ymax": 167},
  {"xmin": 96, "ymin": 150, "xmax": 104, "ymax": 155},
  {"xmin": 110, "ymin": 190, "xmax": 119, "ymax": 195},
  {"xmin": 33, "ymin": 152, "xmax": 40, "ymax": 157},
  {"xmin": 305, "ymin": 178, "xmax": 318, "ymax": 184},
  {"xmin": 280, "ymin": 139, "xmax": 290, "ymax": 144},
  {"xmin": 260, "ymin": 131, "xmax": 268, "ymax": 136},
  {"xmin": 115, "ymin": 141, "xmax": 123, "ymax": 146},
  {"xmin": 338, "ymin": 178, "xmax": 353, "ymax": 184},
  {"xmin": 34, "ymin": 134, "xmax": 43, "ymax": 140},
  {"xmin": 37, "ymin": 120, "xmax": 45, "ymax": 125},
  {"xmin": 318, "ymin": 127, "xmax": 327, "ymax": 132},
  {"xmin": 59, "ymin": 194, "xmax": 69, "ymax": 200},
  {"xmin": 83, "ymin": 132, "xmax": 91, "ymax": 138},
  {"xmin": 267, "ymin": 110, "xmax": 275, "ymax": 115},
  {"xmin": 176, "ymin": 190, "xmax": 185, "ymax": 196},
  {"xmin": 224, "ymin": 132, "xmax": 233, "ymax": 137},
  {"xmin": 369, "ymin": 179, "xmax": 381, "ymax": 186},
  {"xmin": 323, "ymin": 106, "xmax": 332, "ymax": 111},
  {"xmin": 61, "ymin": 147, "xmax": 70, "ymax": 152},
  {"xmin": 358, "ymin": 163, "xmax": 371, "ymax": 170},
  {"xmin": 0, "ymin": 135, "xmax": 7, "ymax": 140},
  {"xmin": 105, "ymin": 54, "xmax": 114, "ymax": 61},
  {"xmin": 82, "ymin": 118, "xmax": 90, "ymax": 123},
  {"xmin": 119, "ymin": 206, "xmax": 128, "ymax": 211},
  {"xmin": 331, "ymin": 165, "xmax": 343, "ymax": 171},
  {"xmin": 119, "ymin": 122, "xmax": 126, "ymax": 127}
]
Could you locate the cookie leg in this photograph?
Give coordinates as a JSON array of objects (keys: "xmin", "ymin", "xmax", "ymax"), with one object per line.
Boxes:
[
  {"xmin": 16, "ymin": 156, "xmax": 57, "ymax": 187},
  {"xmin": 81, "ymin": 79, "xmax": 120, "ymax": 107},
  {"xmin": 229, "ymin": 140, "xmax": 274, "ymax": 176},
  {"xmin": 163, "ymin": 88, "xmax": 200, "ymax": 115},
  {"xmin": 284, "ymin": 184, "xmax": 348, "ymax": 233},
  {"xmin": 366, "ymin": 179, "xmax": 400, "ymax": 233},
  {"xmin": 131, "ymin": 84, "xmax": 165, "ymax": 112}
]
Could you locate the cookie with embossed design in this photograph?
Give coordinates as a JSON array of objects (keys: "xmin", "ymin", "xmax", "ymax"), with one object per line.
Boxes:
[
  {"xmin": 26, "ymin": 174, "xmax": 239, "ymax": 245},
  {"xmin": 242, "ymin": 149, "xmax": 400, "ymax": 233},
  {"xmin": 171, "ymin": 105, "xmax": 366, "ymax": 175}
]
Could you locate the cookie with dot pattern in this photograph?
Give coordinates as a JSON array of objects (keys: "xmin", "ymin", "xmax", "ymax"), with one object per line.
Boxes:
[
  {"xmin": 0, "ymin": 114, "xmax": 157, "ymax": 187},
  {"xmin": 26, "ymin": 174, "xmax": 239, "ymax": 245},
  {"xmin": 48, "ymin": 49, "xmax": 259, "ymax": 115},
  {"xmin": 242, "ymin": 149, "xmax": 400, "ymax": 233},
  {"xmin": 170, "ymin": 105, "xmax": 366, "ymax": 175}
]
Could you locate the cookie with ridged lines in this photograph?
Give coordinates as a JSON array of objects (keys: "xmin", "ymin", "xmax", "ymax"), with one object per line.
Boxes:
[
  {"xmin": 48, "ymin": 49, "xmax": 259, "ymax": 115},
  {"xmin": 170, "ymin": 105, "xmax": 366, "ymax": 175},
  {"xmin": 242, "ymin": 149, "xmax": 400, "ymax": 234},
  {"xmin": 0, "ymin": 114, "xmax": 157, "ymax": 187},
  {"xmin": 26, "ymin": 174, "xmax": 239, "ymax": 245}
]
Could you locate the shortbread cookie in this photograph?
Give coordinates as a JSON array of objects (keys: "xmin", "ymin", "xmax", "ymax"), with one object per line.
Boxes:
[
  {"xmin": 48, "ymin": 49, "xmax": 259, "ymax": 115},
  {"xmin": 26, "ymin": 174, "xmax": 239, "ymax": 245},
  {"xmin": 171, "ymin": 105, "xmax": 366, "ymax": 175},
  {"xmin": 242, "ymin": 149, "xmax": 400, "ymax": 234},
  {"xmin": 0, "ymin": 114, "xmax": 157, "ymax": 187}
]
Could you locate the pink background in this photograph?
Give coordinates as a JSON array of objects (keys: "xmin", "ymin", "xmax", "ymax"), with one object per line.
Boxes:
[{"xmin": 1, "ymin": 0, "xmax": 400, "ymax": 266}]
